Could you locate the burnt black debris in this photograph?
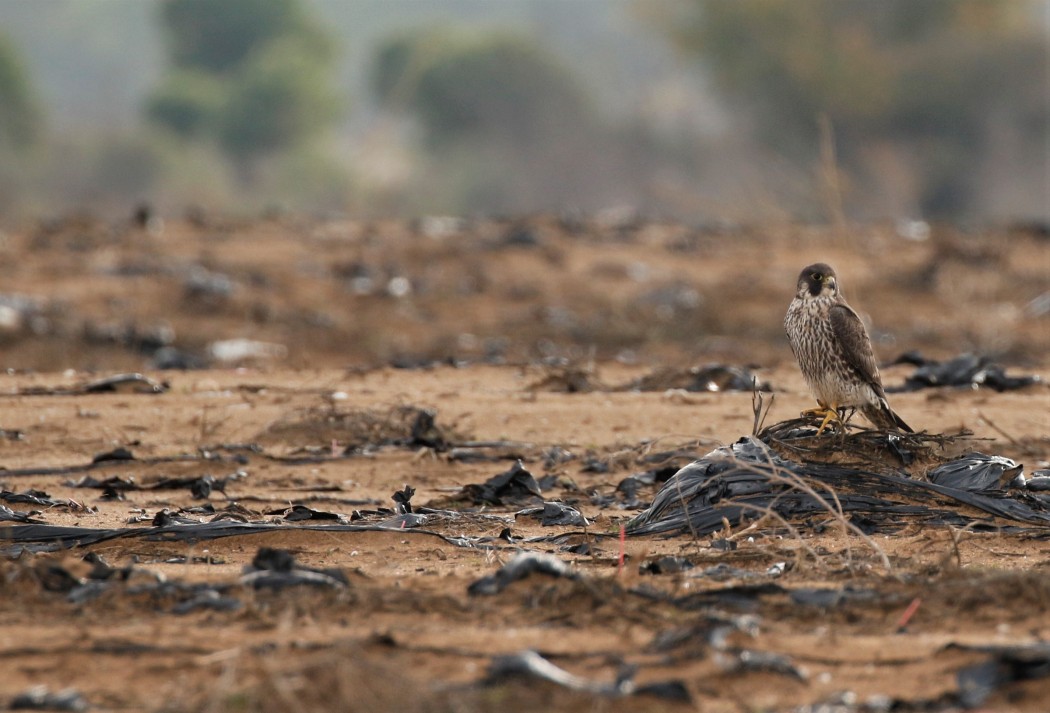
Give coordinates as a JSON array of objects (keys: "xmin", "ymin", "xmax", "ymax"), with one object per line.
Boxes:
[
  {"xmin": 889, "ymin": 352, "xmax": 1042, "ymax": 392},
  {"xmin": 951, "ymin": 642, "xmax": 1050, "ymax": 708},
  {"xmin": 242, "ymin": 546, "xmax": 349, "ymax": 589},
  {"xmin": 928, "ymin": 453, "xmax": 1025, "ymax": 491},
  {"xmin": 639, "ymin": 555, "xmax": 694, "ymax": 575},
  {"xmin": 67, "ymin": 471, "xmax": 246, "ymax": 500},
  {"xmin": 392, "ymin": 484, "xmax": 415, "ymax": 513},
  {"xmin": 484, "ymin": 649, "xmax": 691, "ymax": 702},
  {"xmin": 1, "ymin": 489, "xmax": 70, "ymax": 508},
  {"xmin": 719, "ymin": 648, "xmax": 807, "ymax": 681},
  {"xmin": 82, "ymin": 373, "xmax": 169, "ymax": 394},
  {"xmin": 626, "ymin": 436, "xmax": 1050, "ymax": 538},
  {"xmin": 515, "ymin": 501, "xmax": 588, "ymax": 527},
  {"xmin": 273, "ymin": 504, "xmax": 345, "ymax": 522},
  {"xmin": 10, "ymin": 686, "xmax": 89, "ymax": 712},
  {"xmin": 92, "ymin": 446, "xmax": 136, "ymax": 464},
  {"xmin": 11, "ymin": 372, "xmax": 168, "ymax": 397},
  {"xmin": 0, "ymin": 520, "xmax": 477, "ymax": 556},
  {"xmin": 468, "ymin": 552, "xmax": 577, "ymax": 596},
  {"xmin": 623, "ymin": 364, "xmax": 770, "ymax": 393},
  {"xmin": 459, "ymin": 461, "xmax": 543, "ymax": 506}
]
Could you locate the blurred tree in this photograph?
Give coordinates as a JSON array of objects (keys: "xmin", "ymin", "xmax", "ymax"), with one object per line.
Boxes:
[
  {"xmin": 146, "ymin": 70, "xmax": 225, "ymax": 139},
  {"xmin": 217, "ymin": 39, "xmax": 340, "ymax": 161},
  {"xmin": 372, "ymin": 28, "xmax": 592, "ymax": 149},
  {"xmin": 370, "ymin": 27, "xmax": 611, "ymax": 214},
  {"xmin": 160, "ymin": 0, "xmax": 328, "ymax": 74},
  {"xmin": 663, "ymin": 0, "xmax": 1047, "ymax": 218},
  {"xmin": 147, "ymin": 0, "xmax": 339, "ymax": 172},
  {"xmin": 0, "ymin": 32, "xmax": 42, "ymax": 151}
]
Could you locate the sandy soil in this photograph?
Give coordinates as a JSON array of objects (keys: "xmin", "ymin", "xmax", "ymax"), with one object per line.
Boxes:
[{"xmin": 0, "ymin": 214, "xmax": 1048, "ymax": 711}]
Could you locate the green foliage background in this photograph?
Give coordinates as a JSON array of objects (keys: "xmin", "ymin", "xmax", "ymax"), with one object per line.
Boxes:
[{"xmin": 0, "ymin": 0, "xmax": 1044, "ymax": 223}]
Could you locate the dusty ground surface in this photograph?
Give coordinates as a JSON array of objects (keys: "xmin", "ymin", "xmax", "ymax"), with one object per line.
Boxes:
[{"xmin": 0, "ymin": 214, "xmax": 1048, "ymax": 711}]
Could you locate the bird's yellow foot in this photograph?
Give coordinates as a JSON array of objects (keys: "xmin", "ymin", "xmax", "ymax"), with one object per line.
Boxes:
[
  {"xmin": 800, "ymin": 404, "xmax": 842, "ymax": 435},
  {"xmin": 814, "ymin": 407, "xmax": 841, "ymax": 435}
]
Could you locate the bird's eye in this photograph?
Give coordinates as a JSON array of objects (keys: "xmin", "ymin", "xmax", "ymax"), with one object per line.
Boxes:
[{"xmin": 812, "ymin": 273, "xmax": 822, "ymax": 281}]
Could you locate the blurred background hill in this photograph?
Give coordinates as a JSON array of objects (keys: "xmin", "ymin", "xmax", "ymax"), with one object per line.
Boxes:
[{"xmin": 0, "ymin": 0, "xmax": 1046, "ymax": 226}]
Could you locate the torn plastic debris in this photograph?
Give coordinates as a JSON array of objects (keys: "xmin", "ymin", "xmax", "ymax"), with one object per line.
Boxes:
[
  {"xmin": 515, "ymin": 502, "xmax": 588, "ymax": 526},
  {"xmin": 241, "ymin": 546, "xmax": 349, "ymax": 589},
  {"xmin": 0, "ymin": 520, "xmax": 481, "ymax": 556},
  {"xmin": 459, "ymin": 460, "xmax": 543, "ymax": 506},
  {"xmin": 82, "ymin": 372, "xmax": 168, "ymax": 394},
  {"xmin": 468, "ymin": 552, "xmax": 577, "ymax": 596},
  {"xmin": 485, "ymin": 649, "xmax": 691, "ymax": 702},
  {"xmin": 626, "ymin": 436, "xmax": 1050, "ymax": 537},
  {"xmin": 891, "ymin": 352, "xmax": 1041, "ymax": 392},
  {"xmin": 951, "ymin": 641, "xmax": 1050, "ymax": 708},
  {"xmin": 10, "ymin": 686, "xmax": 88, "ymax": 712},
  {"xmin": 928, "ymin": 453, "xmax": 1025, "ymax": 491}
]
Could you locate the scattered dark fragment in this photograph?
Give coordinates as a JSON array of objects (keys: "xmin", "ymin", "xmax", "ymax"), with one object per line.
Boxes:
[
  {"xmin": 252, "ymin": 547, "xmax": 297, "ymax": 572},
  {"xmin": 950, "ymin": 642, "xmax": 1050, "ymax": 708},
  {"xmin": 928, "ymin": 453, "xmax": 1025, "ymax": 491},
  {"xmin": 67, "ymin": 475, "xmax": 136, "ymax": 491},
  {"xmin": 891, "ymin": 352, "xmax": 1041, "ymax": 392},
  {"xmin": 0, "ymin": 503, "xmax": 44, "ymax": 523},
  {"xmin": 468, "ymin": 552, "xmax": 577, "ymax": 596},
  {"xmin": 709, "ymin": 538, "xmax": 737, "ymax": 551},
  {"xmin": 527, "ymin": 363, "xmax": 604, "ymax": 394},
  {"xmin": 690, "ymin": 563, "xmax": 766, "ymax": 581},
  {"xmin": 1, "ymin": 489, "xmax": 65, "ymax": 507},
  {"xmin": 789, "ymin": 587, "xmax": 879, "ymax": 608},
  {"xmin": 150, "ymin": 345, "xmax": 209, "ymax": 370},
  {"xmin": 91, "ymin": 447, "xmax": 135, "ymax": 464},
  {"xmin": 669, "ymin": 582, "xmax": 786, "ymax": 612},
  {"xmin": 392, "ymin": 484, "xmax": 415, "ymax": 514},
  {"xmin": 378, "ymin": 512, "xmax": 428, "ymax": 528},
  {"xmin": 189, "ymin": 475, "xmax": 215, "ymax": 499},
  {"xmin": 153, "ymin": 509, "xmax": 185, "ymax": 527},
  {"xmin": 501, "ymin": 223, "xmax": 540, "ymax": 247},
  {"xmin": 485, "ymin": 649, "xmax": 690, "ymax": 701},
  {"xmin": 580, "ymin": 457, "xmax": 609, "ymax": 473},
  {"xmin": 10, "ymin": 686, "xmax": 89, "ymax": 712},
  {"xmin": 82, "ymin": 552, "xmax": 131, "ymax": 581},
  {"xmin": 624, "ymin": 364, "xmax": 769, "ymax": 393},
  {"xmin": 535, "ymin": 473, "xmax": 566, "ymax": 492},
  {"xmin": 628, "ymin": 434, "xmax": 1050, "ymax": 537},
  {"xmin": 242, "ymin": 546, "xmax": 348, "ymax": 589},
  {"xmin": 460, "ymin": 460, "xmax": 543, "ymax": 506},
  {"xmin": 634, "ymin": 681, "xmax": 692, "ymax": 702},
  {"xmin": 67, "ymin": 471, "xmax": 243, "ymax": 499},
  {"xmin": 66, "ymin": 580, "xmax": 114, "ymax": 605},
  {"xmin": 82, "ymin": 372, "xmax": 168, "ymax": 394},
  {"xmin": 37, "ymin": 564, "xmax": 84, "ymax": 593},
  {"xmin": 721, "ymin": 648, "xmax": 807, "ymax": 681},
  {"xmin": 848, "ymin": 514, "xmax": 881, "ymax": 535},
  {"xmin": 640, "ymin": 555, "xmax": 693, "ymax": 575},
  {"xmin": 542, "ymin": 446, "xmax": 575, "ymax": 469},
  {"xmin": 99, "ymin": 486, "xmax": 125, "ymax": 501},
  {"xmin": 277, "ymin": 504, "xmax": 343, "ymax": 521},
  {"xmin": 561, "ymin": 541, "xmax": 593, "ymax": 555},
  {"xmin": 1027, "ymin": 475, "xmax": 1050, "ymax": 492},
  {"xmin": 515, "ymin": 502, "xmax": 588, "ymax": 527},
  {"xmin": 407, "ymin": 408, "xmax": 449, "ymax": 449},
  {"xmin": 171, "ymin": 589, "xmax": 243, "ymax": 615}
]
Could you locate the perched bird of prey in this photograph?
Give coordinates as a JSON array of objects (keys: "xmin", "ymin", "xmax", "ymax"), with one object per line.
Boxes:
[{"xmin": 784, "ymin": 263, "xmax": 912, "ymax": 434}]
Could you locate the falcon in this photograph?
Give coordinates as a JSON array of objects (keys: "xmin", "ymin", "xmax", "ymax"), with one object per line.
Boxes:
[{"xmin": 784, "ymin": 263, "xmax": 912, "ymax": 434}]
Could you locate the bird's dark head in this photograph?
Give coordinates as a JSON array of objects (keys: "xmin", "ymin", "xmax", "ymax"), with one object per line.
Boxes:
[{"xmin": 796, "ymin": 263, "xmax": 839, "ymax": 299}]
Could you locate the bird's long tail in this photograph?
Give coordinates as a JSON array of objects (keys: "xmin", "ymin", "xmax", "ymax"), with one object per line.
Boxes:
[{"xmin": 862, "ymin": 400, "xmax": 913, "ymax": 433}]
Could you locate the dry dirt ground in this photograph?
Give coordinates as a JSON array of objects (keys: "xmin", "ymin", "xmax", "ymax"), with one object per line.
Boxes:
[{"xmin": 0, "ymin": 214, "xmax": 1048, "ymax": 712}]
